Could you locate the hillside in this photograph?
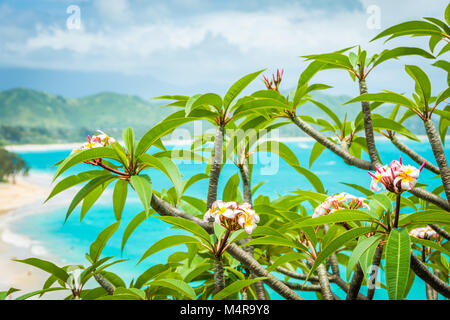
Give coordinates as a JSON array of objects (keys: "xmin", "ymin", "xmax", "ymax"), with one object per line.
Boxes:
[
  {"xmin": 0, "ymin": 88, "xmax": 427, "ymax": 144},
  {"xmin": 0, "ymin": 89, "xmax": 172, "ymax": 144}
]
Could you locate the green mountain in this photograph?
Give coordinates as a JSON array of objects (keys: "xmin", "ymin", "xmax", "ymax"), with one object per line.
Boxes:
[
  {"xmin": 0, "ymin": 88, "xmax": 426, "ymax": 145},
  {"xmin": 0, "ymin": 88, "xmax": 172, "ymax": 144}
]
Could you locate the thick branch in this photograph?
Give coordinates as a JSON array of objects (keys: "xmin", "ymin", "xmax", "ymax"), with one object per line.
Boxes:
[
  {"xmin": 207, "ymin": 124, "xmax": 225, "ymax": 209},
  {"xmin": 93, "ymin": 273, "xmax": 115, "ymax": 295},
  {"xmin": 359, "ymin": 79, "xmax": 381, "ymax": 167},
  {"xmin": 150, "ymin": 194, "xmax": 302, "ymax": 300},
  {"xmin": 317, "ymin": 264, "xmax": 334, "ymax": 300},
  {"xmin": 389, "ymin": 134, "xmax": 440, "ymax": 175},
  {"xmin": 409, "ymin": 188, "xmax": 450, "ymax": 211},
  {"xmin": 366, "ymin": 246, "xmax": 383, "ymax": 300},
  {"xmin": 346, "ymin": 263, "xmax": 364, "ymax": 300},
  {"xmin": 410, "ymin": 253, "xmax": 450, "ymax": 298},
  {"xmin": 424, "ymin": 119, "xmax": 450, "ymax": 203},
  {"xmin": 429, "ymin": 224, "xmax": 450, "ymax": 241},
  {"xmin": 214, "ymin": 257, "xmax": 226, "ymax": 293},
  {"xmin": 283, "ymin": 281, "xmax": 322, "ymax": 292},
  {"xmin": 290, "ymin": 115, "xmax": 374, "ymax": 170},
  {"xmin": 276, "ymin": 266, "xmax": 319, "ymax": 282}
]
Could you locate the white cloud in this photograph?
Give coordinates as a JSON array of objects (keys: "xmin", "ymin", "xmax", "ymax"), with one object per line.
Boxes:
[{"xmin": 0, "ymin": 0, "xmax": 448, "ymax": 93}]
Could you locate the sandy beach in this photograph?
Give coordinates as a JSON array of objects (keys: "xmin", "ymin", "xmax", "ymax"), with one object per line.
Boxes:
[{"xmin": 0, "ymin": 175, "xmax": 62, "ymax": 299}]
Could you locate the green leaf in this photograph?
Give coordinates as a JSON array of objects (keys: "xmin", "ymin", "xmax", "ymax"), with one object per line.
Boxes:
[
  {"xmin": 243, "ymin": 236, "xmax": 308, "ymax": 252},
  {"xmin": 405, "ymin": 65, "xmax": 431, "ymax": 104},
  {"xmin": 344, "ymin": 92, "xmax": 416, "ymax": 110},
  {"xmin": 372, "ymin": 117, "xmax": 419, "ymax": 141},
  {"xmin": 410, "ymin": 237, "xmax": 450, "ymax": 257},
  {"xmin": 385, "ymin": 228, "xmax": 411, "ymax": 300},
  {"xmin": 222, "ymin": 172, "xmax": 240, "ymax": 202},
  {"xmin": 122, "ymin": 127, "xmax": 135, "ymax": 159},
  {"xmin": 138, "ymin": 155, "xmax": 182, "ymax": 201},
  {"xmin": 309, "ymin": 99, "xmax": 342, "ymax": 127},
  {"xmin": 135, "ymin": 117, "xmax": 196, "ymax": 157},
  {"xmin": 267, "ymin": 252, "xmax": 305, "ymax": 272},
  {"xmin": 346, "ymin": 235, "xmax": 383, "ymax": 279},
  {"xmin": 308, "ymin": 227, "xmax": 372, "ymax": 280},
  {"xmin": 295, "ymin": 210, "xmax": 376, "ymax": 228},
  {"xmin": 121, "ymin": 210, "xmax": 152, "ymax": 254},
  {"xmin": 373, "ymin": 47, "xmax": 435, "ymax": 67},
  {"xmin": 185, "ymin": 93, "xmax": 222, "ymax": 115},
  {"xmin": 113, "ymin": 179, "xmax": 128, "ymax": 221},
  {"xmin": 134, "ymin": 264, "xmax": 170, "ymax": 289},
  {"xmin": 371, "ymin": 20, "xmax": 442, "ymax": 42},
  {"xmin": 446, "ymin": 3, "xmax": 450, "ymax": 25},
  {"xmin": 80, "ymin": 182, "xmax": 110, "ymax": 221},
  {"xmin": 15, "ymin": 287, "xmax": 67, "ymax": 300},
  {"xmin": 14, "ymin": 258, "xmax": 69, "ymax": 283},
  {"xmin": 399, "ymin": 210, "xmax": 450, "ymax": 226},
  {"xmin": 223, "ymin": 69, "xmax": 265, "ymax": 111},
  {"xmin": 149, "ymin": 279, "xmax": 197, "ymax": 300},
  {"xmin": 65, "ymin": 174, "xmax": 116, "ymax": 222},
  {"xmin": 130, "ymin": 175, "xmax": 152, "ymax": 216},
  {"xmin": 212, "ymin": 278, "xmax": 268, "ymax": 300},
  {"xmin": 369, "ymin": 193, "xmax": 393, "ymax": 213},
  {"xmin": 297, "ymin": 61, "xmax": 327, "ymax": 89},
  {"xmin": 89, "ymin": 221, "xmax": 121, "ymax": 263},
  {"xmin": 156, "ymin": 216, "xmax": 211, "ymax": 244},
  {"xmin": 46, "ymin": 170, "xmax": 106, "ymax": 202},
  {"xmin": 138, "ymin": 235, "xmax": 201, "ymax": 264},
  {"xmin": 53, "ymin": 147, "xmax": 120, "ymax": 181}
]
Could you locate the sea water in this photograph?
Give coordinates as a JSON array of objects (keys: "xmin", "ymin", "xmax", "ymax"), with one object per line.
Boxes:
[{"xmin": 10, "ymin": 140, "xmax": 448, "ymax": 300}]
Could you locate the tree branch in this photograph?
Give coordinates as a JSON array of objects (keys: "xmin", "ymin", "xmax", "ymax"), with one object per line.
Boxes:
[
  {"xmin": 346, "ymin": 263, "xmax": 364, "ymax": 300},
  {"xmin": 423, "ymin": 119, "xmax": 450, "ymax": 203},
  {"xmin": 429, "ymin": 224, "xmax": 450, "ymax": 241},
  {"xmin": 359, "ymin": 79, "xmax": 381, "ymax": 167},
  {"xmin": 317, "ymin": 264, "xmax": 334, "ymax": 300},
  {"xmin": 238, "ymin": 158, "xmax": 267, "ymax": 300},
  {"xmin": 366, "ymin": 246, "xmax": 383, "ymax": 300},
  {"xmin": 207, "ymin": 124, "xmax": 225, "ymax": 209},
  {"xmin": 410, "ymin": 253, "xmax": 450, "ymax": 298},
  {"xmin": 150, "ymin": 194, "xmax": 303, "ymax": 300},
  {"xmin": 282, "ymin": 281, "xmax": 322, "ymax": 292},
  {"xmin": 290, "ymin": 115, "xmax": 374, "ymax": 170},
  {"xmin": 389, "ymin": 134, "xmax": 440, "ymax": 175},
  {"xmin": 93, "ymin": 273, "xmax": 115, "ymax": 295}
]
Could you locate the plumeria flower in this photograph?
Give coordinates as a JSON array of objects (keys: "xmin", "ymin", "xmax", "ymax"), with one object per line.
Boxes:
[
  {"xmin": 409, "ymin": 226, "xmax": 439, "ymax": 240},
  {"xmin": 368, "ymin": 157, "xmax": 424, "ymax": 194},
  {"xmin": 312, "ymin": 192, "xmax": 369, "ymax": 218},
  {"xmin": 237, "ymin": 203, "xmax": 260, "ymax": 234},
  {"xmin": 203, "ymin": 200, "xmax": 259, "ymax": 234},
  {"xmin": 71, "ymin": 130, "xmax": 116, "ymax": 154}
]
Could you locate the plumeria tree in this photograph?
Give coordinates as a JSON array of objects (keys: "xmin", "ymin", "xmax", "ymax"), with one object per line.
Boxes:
[{"xmin": 2, "ymin": 4, "xmax": 449, "ymax": 301}]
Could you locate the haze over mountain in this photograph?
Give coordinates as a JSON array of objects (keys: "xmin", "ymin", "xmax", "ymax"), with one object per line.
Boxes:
[{"xmin": 0, "ymin": 88, "xmax": 426, "ymax": 145}]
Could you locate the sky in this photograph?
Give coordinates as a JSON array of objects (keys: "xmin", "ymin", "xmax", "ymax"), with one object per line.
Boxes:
[{"xmin": 0, "ymin": 0, "xmax": 448, "ymax": 98}]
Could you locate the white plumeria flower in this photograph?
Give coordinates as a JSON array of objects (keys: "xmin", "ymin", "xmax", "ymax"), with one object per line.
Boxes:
[
  {"xmin": 394, "ymin": 165, "xmax": 420, "ymax": 191},
  {"xmin": 203, "ymin": 200, "xmax": 259, "ymax": 234},
  {"xmin": 409, "ymin": 226, "xmax": 438, "ymax": 240},
  {"xmin": 71, "ymin": 130, "xmax": 116, "ymax": 154},
  {"xmin": 313, "ymin": 193, "xmax": 369, "ymax": 218},
  {"xmin": 368, "ymin": 157, "xmax": 424, "ymax": 194}
]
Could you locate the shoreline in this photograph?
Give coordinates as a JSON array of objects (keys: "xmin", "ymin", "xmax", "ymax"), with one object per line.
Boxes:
[
  {"xmin": 0, "ymin": 174, "xmax": 66, "ymax": 299},
  {"xmin": 4, "ymin": 135, "xmax": 436, "ymax": 153}
]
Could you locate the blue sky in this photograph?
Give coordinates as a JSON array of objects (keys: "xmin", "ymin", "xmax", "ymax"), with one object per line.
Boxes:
[{"xmin": 0, "ymin": 0, "xmax": 448, "ymax": 98}]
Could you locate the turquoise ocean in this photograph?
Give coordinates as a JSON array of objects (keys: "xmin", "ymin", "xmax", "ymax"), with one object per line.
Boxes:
[{"xmin": 10, "ymin": 139, "xmax": 449, "ymax": 300}]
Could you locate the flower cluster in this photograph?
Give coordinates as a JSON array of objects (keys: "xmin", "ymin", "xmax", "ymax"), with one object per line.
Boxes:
[
  {"xmin": 71, "ymin": 130, "xmax": 116, "ymax": 154},
  {"xmin": 204, "ymin": 200, "xmax": 260, "ymax": 234},
  {"xmin": 313, "ymin": 192, "xmax": 369, "ymax": 218},
  {"xmin": 409, "ymin": 226, "xmax": 439, "ymax": 240},
  {"xmin": 368, "ymin": 157, "xmax": 424, "ymax": 194}
]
